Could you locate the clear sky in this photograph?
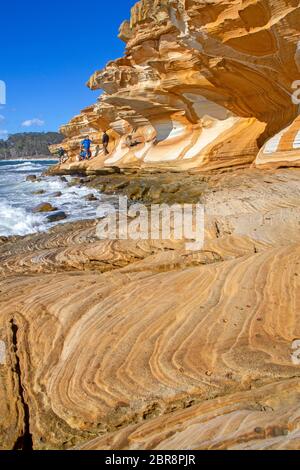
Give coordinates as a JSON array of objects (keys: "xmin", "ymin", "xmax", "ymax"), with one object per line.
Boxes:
[{"xmin": 0, "ymin": 0, "xmax": 137, "ymax": 139}]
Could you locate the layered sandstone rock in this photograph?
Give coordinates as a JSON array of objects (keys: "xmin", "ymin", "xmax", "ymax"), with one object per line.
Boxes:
[
  {"xmin": 255, "ymin": 115, "xmax": 300, "ymax": 169},
  {"xmin": 76, "ymin": 379, "xmax": 300, "ymax": 450},
  {"xmin": 3, "ymin": 0, "xmax": 300, "ymax": 453},
  {"xmin": 1, "ymin": 168, "xmax": 300, "ymax": 449},
  {"xmin": 51, "ymin": 0, "xmax": 300, "ymax": 171},
  {"xmin": 254, "ymin": 32, "xmax": 300, "ymax": 169}
]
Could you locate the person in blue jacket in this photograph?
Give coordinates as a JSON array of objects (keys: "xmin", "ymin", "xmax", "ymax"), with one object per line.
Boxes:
[{"xmin": 80, "ymin": 135, "xmax": 92, "ymax": 160}]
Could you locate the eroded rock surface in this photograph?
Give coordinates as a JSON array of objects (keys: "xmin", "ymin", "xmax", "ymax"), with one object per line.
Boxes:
[
  {"xmin": 50, "ymin": 0, "xmax": 300, "ymax": 172},
  {"xmin": 1, "ymin": 168, "xmax": 300, "ymax": 450},
  {"xmin": 3, "ymin": 0, "xmax": 300, "ymax": 451},
  {"xmin": 255, "ymin": 115, "xmax": 300, "ymax": 169}
]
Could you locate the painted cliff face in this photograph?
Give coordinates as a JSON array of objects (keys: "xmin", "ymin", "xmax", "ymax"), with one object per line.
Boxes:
[
  {"xmin": 51, "ymin": 0, "xmax": 300, "ymax": 170},
  {"xmin": 255, "ymin": 38, "xmax": 300, "ymax": 169}
]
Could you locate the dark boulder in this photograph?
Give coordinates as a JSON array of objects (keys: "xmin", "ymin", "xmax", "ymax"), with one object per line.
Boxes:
[
  {"xmin": 46, "ymin": 211, "xmax": 67, "ymax": 223},
  {"xmin": 33, "ymin": 203, "xmax": 57, "ymax": 213},
  {"xmin": 85, "ymin": 194, "xmax": 98, "ymax": 202},
  {"xmin": 26, "ymin": 175, "xmax": 37, "ymax": 182},
  {"xmin": 32, "ymin": 190, "xmax": 46, "ymax": 195}
]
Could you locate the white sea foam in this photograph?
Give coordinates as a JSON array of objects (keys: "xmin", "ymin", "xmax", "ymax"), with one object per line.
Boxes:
[
  {"xmin": 0, "ymin": 200, "xmax": 47, "ymax": 236},
  {"xmin": 0, "ymin": 160, "xmax": 112, "ymax": 237}
]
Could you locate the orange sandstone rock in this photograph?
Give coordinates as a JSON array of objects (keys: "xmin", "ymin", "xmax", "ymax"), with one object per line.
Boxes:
[
  {"xmin": 50, "ymin": 0, "xmax": 300, "ymax": 171},
  {"xmin": 255, "ymin": 116, "xmax": 300, "ymax": 169},
  {"xmin": 1, "ymin": 168, "xmax": 300, "ymax": 449}
]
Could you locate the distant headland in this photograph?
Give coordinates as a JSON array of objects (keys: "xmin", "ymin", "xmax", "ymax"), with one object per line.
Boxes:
[{"xmin": 0, "ymin": 132, "xmax": 63, "ymax": 160}]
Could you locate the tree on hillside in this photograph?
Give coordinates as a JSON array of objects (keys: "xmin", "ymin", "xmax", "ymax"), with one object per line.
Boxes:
[{"xmin": 0, "ymin": 132, "xmax": 64, "ymax": 159}]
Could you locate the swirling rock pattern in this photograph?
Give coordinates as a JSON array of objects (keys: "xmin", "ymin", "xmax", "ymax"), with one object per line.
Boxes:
[
  {"xmin": 50, "ymin": 0, "xmax": 300, "ymax": 171},
  {"xmin": 75, "ymin": 379, "xmax": 300, "ymax": 450},
  {"xmin": 1, "ymin": 168, "xmax": 300, "ymax": 449}
]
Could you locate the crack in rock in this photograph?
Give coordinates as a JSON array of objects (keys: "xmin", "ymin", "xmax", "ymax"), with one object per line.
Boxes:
[{"xmin": 10, "ymin": 319, "xmax": 33, "ymax": 451}]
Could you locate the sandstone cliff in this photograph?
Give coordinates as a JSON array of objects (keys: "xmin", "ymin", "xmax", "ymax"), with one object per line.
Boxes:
[
  {"xmin": 2, "ymin": 0, "xmax": 300, "ymax": 452},
  {"xmin": 51, "ymin": 0, "xmax": 300, "ymax": 171},
  {"xmin": 255, "ymin": 115, "xmax": 300, "ymax": 168}
]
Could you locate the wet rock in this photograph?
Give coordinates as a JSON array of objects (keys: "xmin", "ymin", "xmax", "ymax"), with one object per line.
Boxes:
[
  {"xmin": 147, "ymin": 186, "xmax": 162, "ymax": 202},
  {"xmin": 51, "ymin": 192, "xmax": 63, "ymax": 198},
  {"xmin": 32, "ymin": 190, "xmax": 46, "ymax": 195},
  {"xmin": 26, "ymin": 175, "xmax": 37, "ymax": 182},
  {"xmin": 126, "ymin": 183, "xmax": 148, "ymax": 201},
  {"xmin": 85, "ymin": 194, "xmax": 98, "ymax": 202},
  {"xmin": 94, "ymin": 168, "xmax": 120, "ymax": 176},
  {"xmin": 80, "ymin": 178, "xmax": 90, "ymax": 185},
  {"xmin": 68, "ymin": 178, "xmax": 82, "ymax": 187},
  {"xmin": 46, "ymin": 211, "xmax": 67, "ymax": 223},
  {"xmin": 60, "ymin": 176, "xmax": 68, "ymax": 183},
  {"xmin": 85, "ymin": 172, "xmax": 209, "ymax": 204},
  {"xmin": 33, "ymin": 203, "xmax": 57, "ymax": 213},
  {"xmin": 111, "ymin": 181, "xmax": 129, "ymax": 191},
  {"xmin": 162, "ymin": 183, "xmax": 181, "ymax": 194}
]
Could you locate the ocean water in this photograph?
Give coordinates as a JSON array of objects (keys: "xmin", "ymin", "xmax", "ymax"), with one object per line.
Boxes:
[{"xmin": 0, "ymin": 160, "xmax": 110, "ymax": 237}]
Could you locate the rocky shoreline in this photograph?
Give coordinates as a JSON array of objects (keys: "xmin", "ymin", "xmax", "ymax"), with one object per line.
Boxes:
[
  {"xmin": 1, "ymin": 0, "xmax": 300, "ymax": 451},
  {"xmin": 45, "ymin": 163, "xmax": 257, "ymax": 204},
  {"xmin": 1, "ymin": 166, "xmax": 300, "ymax": 449}
]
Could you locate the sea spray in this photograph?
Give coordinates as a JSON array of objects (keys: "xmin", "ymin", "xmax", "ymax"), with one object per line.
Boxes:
[{"xmin": 0, "ymin": 160, "xmax": 113, "ymax": 237}]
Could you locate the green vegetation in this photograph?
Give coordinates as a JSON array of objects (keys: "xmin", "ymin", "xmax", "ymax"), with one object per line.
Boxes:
[{"xmin": 0, "ymin": 132, "xmax": 63, "ymax": 160}]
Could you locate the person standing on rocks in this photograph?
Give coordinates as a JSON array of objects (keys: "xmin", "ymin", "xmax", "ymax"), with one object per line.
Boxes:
[
  {"xmin": 80, "ymin": 135, "xmax": 92, "ymax": 160},
  {"xmin": 57, "ymin": 147, "xmax": 68, "ymax": 164},
  {"xmin": 102, "ymin": 131, "xmax": 110, "ymax": 155}
]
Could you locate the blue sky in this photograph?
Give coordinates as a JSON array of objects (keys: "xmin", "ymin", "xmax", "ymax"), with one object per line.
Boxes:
[{"xmin": 0, "ymin": 0, "xmax": 137, "ymax": 139}]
